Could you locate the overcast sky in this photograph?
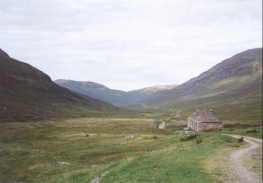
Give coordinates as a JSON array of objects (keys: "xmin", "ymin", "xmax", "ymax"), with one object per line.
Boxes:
[{"xmin": 0, "ymin": 0, "xmax": 262, "ymax": 91}]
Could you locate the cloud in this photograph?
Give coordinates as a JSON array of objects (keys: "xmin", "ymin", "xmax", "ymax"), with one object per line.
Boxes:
[{"xmin": 0, "ymin": 0, "xmax": 262, "ymax": 91}]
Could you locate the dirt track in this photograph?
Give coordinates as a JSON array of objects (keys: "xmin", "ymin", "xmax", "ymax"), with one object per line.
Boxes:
[{"xmin": 227, "ymin": 135, "xmax": 262, "ymax": 183}]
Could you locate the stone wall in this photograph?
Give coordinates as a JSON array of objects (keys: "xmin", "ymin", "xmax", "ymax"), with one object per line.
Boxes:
[{"xmin": 198, "ymin": 122, "xmax": 223, "ymax": 131}]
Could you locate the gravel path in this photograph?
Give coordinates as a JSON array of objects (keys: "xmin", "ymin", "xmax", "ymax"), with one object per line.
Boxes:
[{"xmin": 227, "ymin": 135, "xmax": 262, "ymax": 183}]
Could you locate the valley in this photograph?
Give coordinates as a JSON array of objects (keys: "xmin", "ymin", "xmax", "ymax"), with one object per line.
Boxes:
[
  {"xmin": 0, "ymin": 47, "xmax": 262, "ymax": 183},
  {"xmin": 1, "ymin": 0, "xmax": 262, "ymax": 182},
  {"xmin": 55, "ymin": 48, "xmax": 262, "ymax": 123}
]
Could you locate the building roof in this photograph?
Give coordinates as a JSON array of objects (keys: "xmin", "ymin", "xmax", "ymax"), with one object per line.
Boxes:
[{"xmin": 188, "ymin": 108, "xmax": 221, "ymax": 123}]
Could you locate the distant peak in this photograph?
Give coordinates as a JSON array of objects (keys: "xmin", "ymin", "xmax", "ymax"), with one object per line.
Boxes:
[{"xmin": 0, "ymin": 48, "xmax": 10, "ymax": 57}]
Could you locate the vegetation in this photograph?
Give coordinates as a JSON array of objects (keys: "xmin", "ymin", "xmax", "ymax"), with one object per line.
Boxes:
[
  {"xmin": 246, "ymin": 129, "xmax": 258, "ymax": 133},
  {"xmin": 0, "ymin": 117, "xmax": 261, "ymax": 183},
  {"xmin": 179, "ymin": 133, "xmax": 197, "ymax": 141}
]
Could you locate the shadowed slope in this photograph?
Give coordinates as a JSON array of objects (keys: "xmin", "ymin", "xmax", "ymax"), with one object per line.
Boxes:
[
  {"xmin": 0, "ymin": 54, "xmax": 119, "ymax": 122},
  {"xmin": 0, "ymin": 48, "xmax": 9, "ymax": 57}
]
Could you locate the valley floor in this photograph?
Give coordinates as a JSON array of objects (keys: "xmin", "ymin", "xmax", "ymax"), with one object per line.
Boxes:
[{"xmin": 0, "ymin": 117, "xmax": 262, "ymax": 183}]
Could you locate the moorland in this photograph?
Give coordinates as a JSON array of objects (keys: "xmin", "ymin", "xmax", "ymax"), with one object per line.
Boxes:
[
  {"xmin": 0, "ymin": 117, "xmax": 262, "ymax": 183},
  {"xmin": 0, "ymin": 48, "xmax": 262, "ymax": 183}
]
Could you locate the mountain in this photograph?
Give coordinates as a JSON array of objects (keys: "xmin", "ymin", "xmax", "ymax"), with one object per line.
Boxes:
[
  {"xmin": 128, "ymin": 85, "xmax": 177, "ymax": 105},
  {"xmin": 0, "ymin": 53, "xmax": 119, "ymax": 122},
  {"xmin": 140, "ymin": 48, "xmax": 262, "ymax": 122},
  {"xmin": 0, "ymin": 48, "xmax": 9, "ymax": 57},
  {"xmin": 54, "ymin": 79, "xmax": 177, "ymax": 106},
  {"xmin": 54, "ymin": 80, "xmax": 130, "ymax": 106}
]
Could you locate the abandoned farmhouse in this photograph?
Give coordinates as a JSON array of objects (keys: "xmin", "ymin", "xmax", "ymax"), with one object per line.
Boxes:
[{"xmin": 187, "ymin": 108, "xmax": 223, "ymax": 131}]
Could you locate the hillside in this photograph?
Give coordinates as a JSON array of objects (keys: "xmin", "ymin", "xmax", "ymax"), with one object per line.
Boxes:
[
  {"xmin": 140, "ymin": 48, "xmax": 262, "ymax": 122},
  {"xmin": 54, "ymin": 80, "xmax": 177, "ymax": 106},
  {"xmin": 54, "ymin": 79, "xmax": 130, "ymax": 106},
  {"xmin": 0, "ymin": 48, "xmax": 9, "ymax": 57},
  {"xmin": 0, "ymin": 53, "xmax": 120, "ymax": 122}
]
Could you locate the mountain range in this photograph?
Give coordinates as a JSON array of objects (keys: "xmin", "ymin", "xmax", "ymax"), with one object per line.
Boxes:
[
  {"xmin": 0, "ymin": 47, "xmax": 261, "ymax": 122},
  {"xmin": 0, "ymin": 52, "xmax": 119, "ymax": 122},
  {"xmin": 55, "ymin": 48, "xmax": 262, "ymax": 122},
  {"xmin": 54, "ymin": 79, "xmax": 177, "ymax": 106}
]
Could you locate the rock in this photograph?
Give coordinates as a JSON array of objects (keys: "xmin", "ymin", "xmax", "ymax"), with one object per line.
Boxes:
[
  {"xmin": 58, "ymin": 162, "xmax": 70, "ymax": 165},
  {"xmin": 253, "ymin": 155, "xmax": 262, "ymax": 160},
  {"xmin": 125, "ymin": 135, "xmax": 134, "ymax": 139},
  {"xmin": 91, "ymin": 164, "xmax": 99, "ymax": 168},
  {"xmin": 137, "ymin": 138, "xmax": 142, "ymax": 141},
  {"xmin": 179, "ymin": 130, "xmax": 186, "ymax": 136},
  {"xmin": 121, "ymin": 142, "xmax": 127, "ymax": 145},
  {"xmin": 90, "ymin": 171, "xmax": 108, "ymax": 183}
]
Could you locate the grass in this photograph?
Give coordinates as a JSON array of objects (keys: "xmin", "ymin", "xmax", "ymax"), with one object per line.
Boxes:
[
  {"xmin": 104, "ymin": 146, "xmax": 211, "ymax": 183},
  {"xmin": 0, "ymin": 117, "xmax": 262, "ymax": 183}
]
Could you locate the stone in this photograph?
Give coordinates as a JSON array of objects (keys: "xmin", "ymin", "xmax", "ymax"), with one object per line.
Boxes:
[
  {"xmin": 253, "ymin": 155, "xmax": 262, "ymax": 160},
  {"xmin": 121, "ymin": 142, "xmax": 127, "ymax": 145},
  {"xmin": 90, "ymin": 171, "xmax": 108, "ymax": 183},
  {"xmin": 125, "ymin": 135, "xmax": 134, "ymax": 139},
  {"xmin": 179, "ymin": 131, "xmax": 186, "ymax": 136},
  {"xmin": 91, "ymin": 164, "xmax": 99, "ymax": 168},
  {"xmin": 58, "ymin": 162, "xmax": 70, "ymax": 165}
]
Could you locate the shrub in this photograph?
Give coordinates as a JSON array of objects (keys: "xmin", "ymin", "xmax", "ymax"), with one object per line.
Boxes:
[
  {"xmin": 236, "ymin": 137, "xmax": 244, "ymax": 143},
  {"xmin": 202, "ymin": 129, "xmax": 214, "ymax": 132},
  {"xmin": 85, "ymin": 134, "xmax": 89, "ymax": 137},
  {"xmin": 152, "ymin": 136, "xmax": 158, "ymax": 139},
  {"xmin": 221, "ymin": 136, "xmax": 234, "ymax": 143},
  {"xmin": 180, "ymin": 134, "xmax": 197, "ymax": 142},
  {"xmin": 229, "ymin": 143, "xmax": 240, "ymax": 148},
  {"xmin": 196, "ymin": 137, "xmax": 203, "ymax": 145},
  {"xmin": 246, "ymin": 129, "xmax": 257, "ymax": 133},
  {"xmin": 228, "ymin": 128, "xmax": 234, "ymax": 131}
]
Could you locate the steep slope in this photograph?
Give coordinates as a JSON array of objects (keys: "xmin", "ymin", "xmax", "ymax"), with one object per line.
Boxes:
[
  {"xmin": 0, "ymin": 48, "xmax": 9, "ymax": 57},
  {"xmin": 140, "ymin": 48, "xmax": 262, "ymax": 122},
  {"xmin": 0, "ymin": 54, "xmax": 119, "ymax": 122},
  {"xmin": 54, "ymin": 80, "xmax": 177, "ymax": 106}
]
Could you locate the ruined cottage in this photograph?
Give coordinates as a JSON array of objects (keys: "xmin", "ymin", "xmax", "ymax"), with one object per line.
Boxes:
[{"xmin": 187, "ymin": 108, "xmax": 223, "ymax": 131}]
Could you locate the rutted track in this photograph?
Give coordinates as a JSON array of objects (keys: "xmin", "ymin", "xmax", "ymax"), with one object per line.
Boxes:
[{"xmin": 227, "ymin": 135, "xmax": 262, "ymax": 183}]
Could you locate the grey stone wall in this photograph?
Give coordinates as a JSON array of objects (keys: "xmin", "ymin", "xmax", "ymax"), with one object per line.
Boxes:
[{"xmin": 198, "ymin": 122, "xmax": 223, "ymax": 131}]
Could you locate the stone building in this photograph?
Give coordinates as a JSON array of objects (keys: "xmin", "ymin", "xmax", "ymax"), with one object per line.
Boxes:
[
  {"xmin": 158, "ymin": 121, "xmax": 166, "ymax": 129},
  {"xmin": 151, "ymin": 120, "xmax": 166, "ymax": 129},
  {"xmin": 187, "ymin": 108, "xmax": 223, "ymax": 131}
]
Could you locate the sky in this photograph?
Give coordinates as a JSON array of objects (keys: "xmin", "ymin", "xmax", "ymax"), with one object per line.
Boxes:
[{"xmin": 0, "ymin": 0, "xmax": 262, "ymax": 91}]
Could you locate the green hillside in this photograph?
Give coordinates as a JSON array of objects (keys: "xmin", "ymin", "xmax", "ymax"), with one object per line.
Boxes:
[{"xmin": 137, "ymin": 48, "xmax": 262, "ymax": 123}]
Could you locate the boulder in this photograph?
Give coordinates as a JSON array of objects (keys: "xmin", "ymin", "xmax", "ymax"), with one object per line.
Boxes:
[{"xmin": 125, "ymin": 135, "xmax": 134, "ymax": 139}]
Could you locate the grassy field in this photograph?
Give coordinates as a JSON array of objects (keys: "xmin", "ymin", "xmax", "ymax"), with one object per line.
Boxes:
[{"xmin": 0, "ymin": 117, "xmax": 262, "ymax": 183}]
